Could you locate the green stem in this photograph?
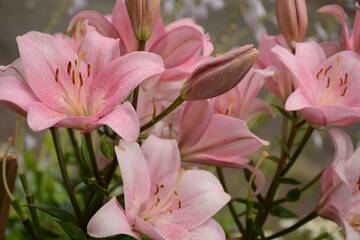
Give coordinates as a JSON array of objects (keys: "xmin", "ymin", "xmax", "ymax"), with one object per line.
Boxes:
[
  {"xmin": 67, "ymin": 129, "xmax": 81, "ymax": 163},
  {"xmin": 20, "ymin": 174, "xmax": 43, "ymax": 240},
  {"xmin": 266, "ymin": 210, "xmax": 317, "ymax": 239},
  {"xmin": 216, "ymin": 167, "xmax": 245, "ymax": 235},
  {"xmin": 280, "ymin": 126, "xmax": 314, "ymax": 177},
  {"xmin": 140, "ymin": 96, "xmax": 184, "ymax": 132},
  {"xmin": 15, "ymin": 116, "xmax": 43, "ymax": 238},
  {"xmin": 273, "ymin": 170, "xmax": 323, "ymax": 206},
  {"xmin": 104, "ymin": 156, "xmax": 118, "ymax": 188},
  {"xmin": 50, "ymin": 127, "xmax": 82, "ymax": 220},
  {"xmin": 84, "ymin": 133, "xmax": 104, "ymax": 187},
  {"xmin": 11, "ymin": 199, "xmax": 38, "ymax": 240},
  {"xmin": 251, "ymin": 116, "xmax": 299, "ymax": 239}
]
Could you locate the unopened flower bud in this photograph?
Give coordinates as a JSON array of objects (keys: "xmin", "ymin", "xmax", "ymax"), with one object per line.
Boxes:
[
  {"xmin": 275, "ymin": 0, "xmax": 308, "ymax": 49},
  {"xmin": 125, "ymin": 0, "xmax": 160, "ymax": 41},
  {"xmin": 181, "ymin": 45, "xmax": 258, "ymax": 101}
]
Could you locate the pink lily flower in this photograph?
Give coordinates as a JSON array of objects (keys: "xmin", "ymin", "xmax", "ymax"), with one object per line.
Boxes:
[
  {"xmin": 256, "ymin": 34, "xmax": 295, "ymax": 101},
  {"xmin": 272, "ymin": 41, "xmax": 360, "ymax": 126},
  {"xmin": 87, "ymin": 135, "xmax": 230, "ymax": 239},
  {"xmin": 210, "ymin": 67, "xmax": 275, "ymax": 122},
  {"xmin": 68, "ymin": 0, "xmax": 213, "ymax": 88},
  {"xmin": 0, "ymin": 31, "xmax": 164, "ymax": 141},
  {"xmin": 318, "ymin": 128, "xmax": 360, "ymax": 239},
  {"xmin": 318, "ymin": 4, "xmax": 360, "ymax": 54},
  {"xmin": 177, "ymin": 100, "xmax": 268, "ymax": 194}
]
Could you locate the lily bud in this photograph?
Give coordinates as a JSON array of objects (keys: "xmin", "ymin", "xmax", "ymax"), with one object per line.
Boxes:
[
  {"xmin": 275, "ymin": 0, "xmax": 308, "ymax": 49},
  {"xmin": 125, "ymin": 0, "xmax": 160, "ymax": 41},
  {"xmin": 181, "ymin": 45, "xmax": 258, "ymax": 101}
]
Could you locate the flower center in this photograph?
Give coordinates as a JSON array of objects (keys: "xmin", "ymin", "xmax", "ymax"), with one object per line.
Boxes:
[
  {"xmin": 315, "ymin": 56, "xmax": 349, "ymax": 105},
  {"xmin": 54, "ymin": 51, "xmax": 91, "ymax": 116},
  {"xmin": 141, "ymin": 168, "xmax": 185, "ymax": 221}
]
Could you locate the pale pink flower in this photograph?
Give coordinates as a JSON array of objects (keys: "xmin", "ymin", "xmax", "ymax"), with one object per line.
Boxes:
[
  {"xmin": 68, "ymin": 0, "xmax": 213, "ymax": 89},
  {"xmin": 318, "ymin": 4, "xmax": 360, "ymax": 54},
  {"xmin": 272, "ymin": 41, "xmax": 360, "ymax": 126},
  {"xmin": 256, "ymin": 34, "xmax": 295, "ymax": 101},
  {"xmin": 318, "ymin": 128, "xmax": 360, "ymax": 240},
  {"xmin": 177, "ymin": 100, "xmax": 268, "ymax": 194},
  {"xmin": 0, "ymin": 31, "xmax": 164, "ymax": 141},
  {"xmin": 210, "ymin": 67, "xmax": 275, "ymax": 122},
  {"xmin": 87, "ymin": 135, "xmax": 230, "ymax": 239}
]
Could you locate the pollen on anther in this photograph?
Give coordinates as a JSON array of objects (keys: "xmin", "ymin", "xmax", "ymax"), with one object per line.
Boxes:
[
  {"xmin": 55, "ymin": 68, "xmax": 59, "ymax": 82},
  {"xmin": 344, "ymin": 73, "xmax": 348, "ymax": 84},
  {"xmin": 72, "ymin": 70, "xmax": 75, "ymax": 84},
  {"xmin": 155, "ymin": 197, "xmax": 160, "ymax": 206},
  {"xmin": 340, "ymin": 78, "xmax": 343, "ymax": 86},
  {"xmin": 174, "ymin": 190, "xmax": 178, "ymax": 196},
  {"xmin": 154, "ymin": 185, "xmax": 159, "ymax": 195},
  {"xmin": 178, "ymin": 200, "xmax": 182, "ymax": 209},
  {"xmin": 87, "ymin": 64, "xmax": 91, "ymax": 77},
  {"xmin": 316, "ymin": 68, "xmax": 323, "ymax": 79},
  {"xmin": 325, "ymin": 77, "xmax": 330, "ymax": 88},
  {"xmin": 324, "ymin": 66, "xmax": 332, "ymax": 76},
  {"xmin": 79, "ymin": 73, "xmax": 84, "ymax": 86},
  {"xmin": 341, "ymin": 87, "xmax": 347, "ymax": 96},
  {"xmin": 67, "ymin": 61, "xmax": 72, "ymax": 75},
  {"xmin": 160, "ymin": 184, "xmax": 164, "ymax": 188}
]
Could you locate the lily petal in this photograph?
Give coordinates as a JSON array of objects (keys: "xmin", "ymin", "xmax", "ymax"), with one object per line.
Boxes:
[
  {"xmin": 111, "ymin": 0, "xmax": 137, "ymax": 53},
  {"xmin": 0, "ymin": 76, "xmax": 38, "ymax": 115},
  {"xmin": 327, "ymin": 128, "xmax": 354, "ymax": 165},
  {"xmin": 27, "ymin": 102, "xmax": 98, "ymax": 131},
  {"xmin": 83, "ymin": 102, "xmax": 139, "ymax": 142},
  {"xmin": 17, "ymin": 31, "xmax": 82, "ymax": 112},
  {"xmin": 134, "ymin": 216, "xmax": 167, "ymax": 240},
  {"xmin": 87, "ymin": 197, "xmax": 139, "ymax": 239},
  {"xmin": 148, "ymin": 26, "xmax": 203, "ymax": 68},
  {"xmin": 178, "ymin": 100, "xmax": 212, "ymax": 150},
  {"xmin": 189, "ymin": 219, "xmax": 226, "ymax": 240},
  {"xmin": 115, "ymin": 140, "xmax": 151, "ymax": 223},
  {"xmin": 294, "ymin": 41, "xmax": 326, "ymax": 73},
  {"xmin": 141, "ymin": 135, "xmax": 180, "ymax": 180},
  {"xmin": 68, "ymin": 10, "xmax": 119, "ymax": 39},
  {"xmin": 79, "ymin": 31, "xmax": 120, "ymax": 78},
  {"xmin": 318, "ymin": 4, "xmax": 352, "ymax": 50},
  {"xmin": 88, "ymin": 51, "xmax": 164, "ymax": 117},
  {"xmin": 154, "ymin": 170, "xmax": 230, "ymax": 229}
]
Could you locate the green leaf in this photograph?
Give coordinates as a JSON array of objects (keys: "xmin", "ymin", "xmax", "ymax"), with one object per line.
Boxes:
[
  {"xmin": 100, "ymin": 135, "xmax": 116, "ymax": 159},
  {"xmin": 270, "ymin": 205, "xmax": 298, "ymax": 218},
  {"xmin": 311, "ymin": 232, "xmax": 330, "ymax": 240},
  {"xmin": 56, "ymin": 220, "xmax": 86, "ymax": 240},
  {"xmin": 151, "ymin": 97, "xmax": 157, "ymax": 123},
  {"xmin": 267, "ymin": 156, "xmax": 280, "ymax": 163},
  {"xmin": 286, "ymin": 188, "xmax": 301, "ymax": 202},
  {"xmin": 277, "ymin": 177, "xmax": 301, "ymax": 185},
  {"xmin": 272, "ymin": 104, "xmax": 294, "ymax": 121},
  {"xmin": 27, "ymin": 204, "xmax": 76, "ymax": 222}
]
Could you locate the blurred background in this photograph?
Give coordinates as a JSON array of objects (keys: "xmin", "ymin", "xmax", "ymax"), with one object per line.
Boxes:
[{"xmin": 0, "ymin": 0, "xmax": 359, "ymax": 239}]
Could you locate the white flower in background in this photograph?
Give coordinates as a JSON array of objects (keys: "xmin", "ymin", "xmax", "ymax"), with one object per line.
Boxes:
[
  {"xmin": 67, "ymin": 0, "xmax": 88, "ymax": 16},
  {"xmin": 163, "ymin": 0, "xmax": 225, "ymax": 20},
  {"xmin": 241, "ymin": 0, "xmax": 268, "ymax": 41}
]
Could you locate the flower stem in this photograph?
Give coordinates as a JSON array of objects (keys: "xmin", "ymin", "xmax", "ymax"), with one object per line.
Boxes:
[
  {"xmin": 216, "ymin": 167, "xmax": 245, "ymax": 235},
  {"xmin": 131, "ymin": 40, "xmax": 147, "ymax": 111},
  {"xmin": 15, "ymin": 116, "xmax": 43, "ymax": 239},
  {"xmin": 140, "ymin": 96, "xmax": 184, "ymax": 132},
  {"xmin": 50, "ymin": 127, "xmax": 82, "ymax": 221},
  {"xmin": 266, "ymin": 210, "xmax": 317, "ymax": 239},
  {"xmin": 2, "ymin": 138, "xmax": 38, "ymax": 240},
  {"xmin": 84, "ymin": 133, "xmax": 104, "ymax": 187}
]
